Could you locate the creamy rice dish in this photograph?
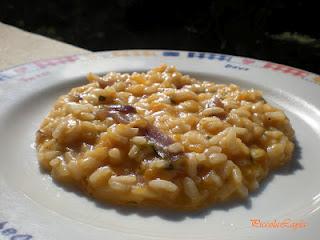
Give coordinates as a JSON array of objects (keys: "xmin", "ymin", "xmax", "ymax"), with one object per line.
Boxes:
[{"xmin": 36, "ymin": 65, "xmax": 294, "ymax": 210}]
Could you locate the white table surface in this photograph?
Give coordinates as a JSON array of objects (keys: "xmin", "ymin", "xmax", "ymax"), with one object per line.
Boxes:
[{"xmin": 0, "ymin": 22, "xmax": 90, "ymax": 71}]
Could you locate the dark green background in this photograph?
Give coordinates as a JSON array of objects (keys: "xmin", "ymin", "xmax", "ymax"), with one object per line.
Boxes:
[{"xmin": 1, "ymin": 0, "xmax": 319, "ymax": 73}]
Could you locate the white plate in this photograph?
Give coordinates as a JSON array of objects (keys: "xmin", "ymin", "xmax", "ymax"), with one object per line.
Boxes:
[{"xmin": 0, "ymin": 50, "xmax": 319, "ymax": 240}]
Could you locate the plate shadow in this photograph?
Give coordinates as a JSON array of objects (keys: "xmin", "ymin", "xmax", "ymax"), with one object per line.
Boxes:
[{"xmin": 36, "ymin": 138, "xmax": 303, "ymax": 222}]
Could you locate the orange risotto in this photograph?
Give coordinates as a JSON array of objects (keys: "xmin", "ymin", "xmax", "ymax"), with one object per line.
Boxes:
[{"xmin": 36, "ymin": 65, "xmax": 294, "ymax": 210}]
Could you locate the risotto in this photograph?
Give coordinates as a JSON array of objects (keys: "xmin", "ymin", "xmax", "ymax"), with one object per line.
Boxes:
[{"xmin": 36, "ymin": 65, "xmax": 295, "ymax": 210}]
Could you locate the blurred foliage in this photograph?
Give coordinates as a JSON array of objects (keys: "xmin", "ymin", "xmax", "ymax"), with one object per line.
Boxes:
[{"xmin": 1, "ymin": 0, "xmax": 319, "ymax": 73}]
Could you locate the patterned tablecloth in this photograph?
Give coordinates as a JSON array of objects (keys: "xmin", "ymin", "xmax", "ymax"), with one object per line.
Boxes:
[{"xmin": 0, "ymin": 22, "xmax": 89, "ymax": 70}]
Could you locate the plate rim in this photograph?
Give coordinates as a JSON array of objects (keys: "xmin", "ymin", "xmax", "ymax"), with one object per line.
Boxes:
[
  {"xmin": 0, "ymin": 49, "xmax": 319, "ymax": 240},
  {"xmin": 0, "ymin": 49, "xmax": 319, "ymax": 86}
]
